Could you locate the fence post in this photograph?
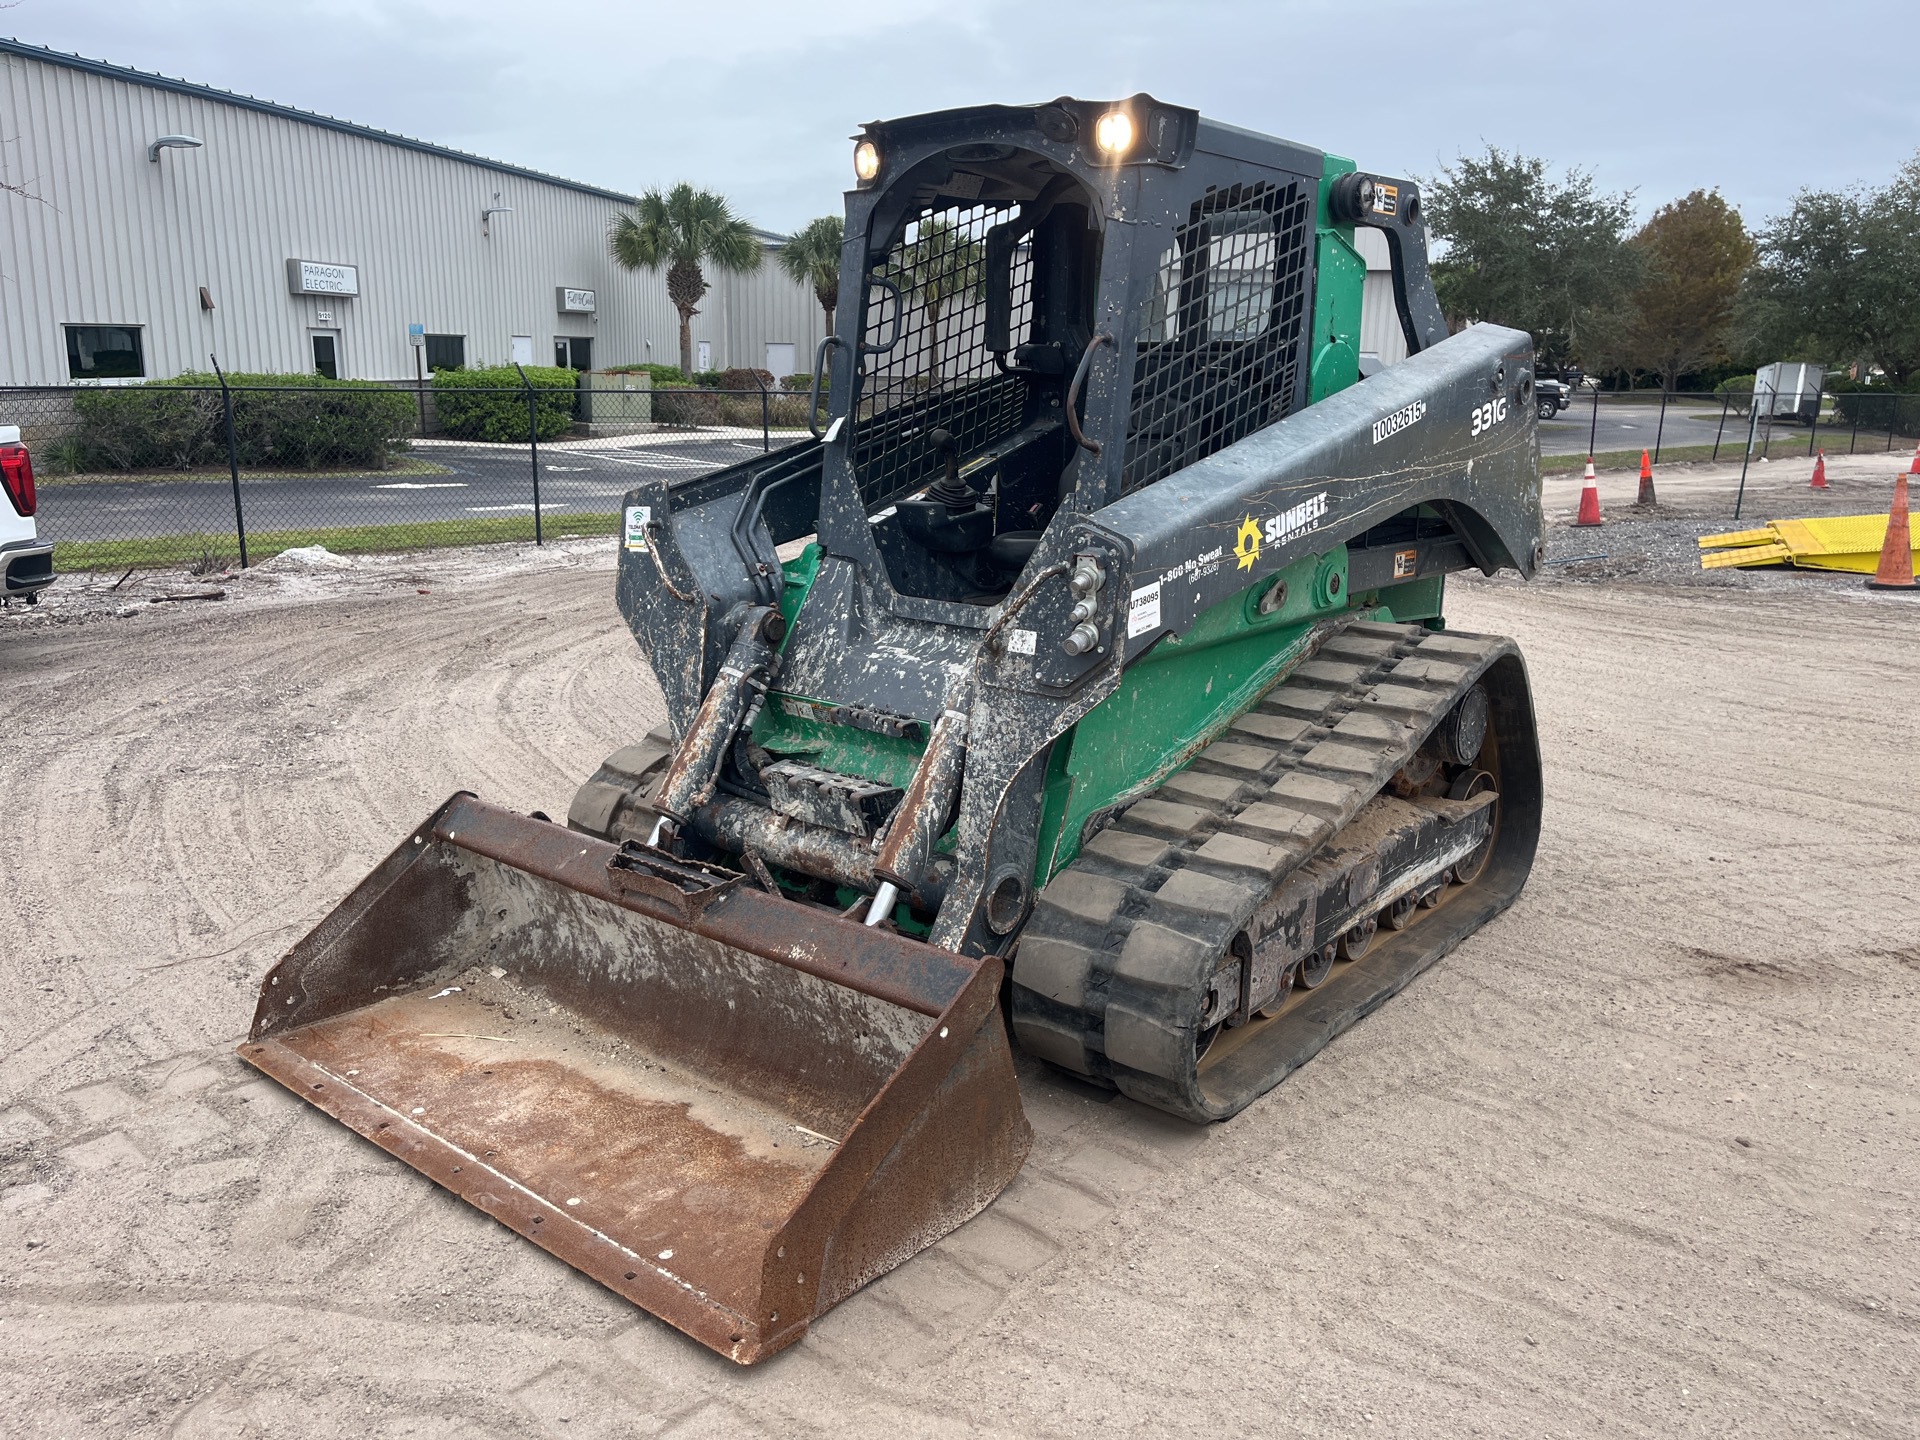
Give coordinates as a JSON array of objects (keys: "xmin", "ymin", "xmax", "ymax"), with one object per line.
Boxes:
[
  {"xmin": 1712, "ymin": 392, "xmax": 1730, "ymax": 462},
  {"xmin": 414, "ymin": 346, "xmax": 428, "ymax": 437},
  {"xmin": 1587, "ymin": 382, "xmax": 1599, "ymax": 458},
  {"xmin": 1849, "ymin": 400, "xmax": 1860, "ymax": 454},
  {"xmin": 1734, "ymin": 385, "xmax": 1766, "ymax": 521},
  {"xmin": 516, "ymin": 363, "xmax": 543, "ymax": 546},
  {"xmin": 209, "ymin": 354, "xmax": 249, "ymax": 568},
  {"xmin": 761, "ymin": 381, "xmax": 771, "ymax": 453},
  {"xmin": 1807, "ymin": 390, "xmax": 1821, "ymax": 458},
  {"xmin": 1653, "ymin": 385, "xmax": 1669, "ymax": 463}
]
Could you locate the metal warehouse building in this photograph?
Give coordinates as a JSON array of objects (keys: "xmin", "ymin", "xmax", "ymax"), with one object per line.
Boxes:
[{"xmin": 0, "ymin": 38, "xmax": 827, "ymax": 387}]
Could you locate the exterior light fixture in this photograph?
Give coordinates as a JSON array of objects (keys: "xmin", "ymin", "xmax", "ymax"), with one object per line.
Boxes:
[
  {"xmin": 1093, "ymin": 110, "xmax": 1133, "ymax": 158},
  {"xmin": 482, "ymin": 191, "xmax": 514, "ymax": 237},
  {"xmin": 148, "ymin": 133, "xmax": 204, "ymax": 162},
  {"xmin": 853, "ymin": 140, "xmax": 881, "ymax": 184}
]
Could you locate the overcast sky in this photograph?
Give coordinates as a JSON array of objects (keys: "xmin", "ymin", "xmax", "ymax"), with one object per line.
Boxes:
[{"xmin": 9, "ymin": 0, "xmax": 1918, "ymax": 235}]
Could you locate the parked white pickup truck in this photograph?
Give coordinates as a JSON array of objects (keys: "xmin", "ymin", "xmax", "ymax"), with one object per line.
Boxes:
[{"xmin": 1, "ymin": 424, "xmax": 54, "ymax": 603}]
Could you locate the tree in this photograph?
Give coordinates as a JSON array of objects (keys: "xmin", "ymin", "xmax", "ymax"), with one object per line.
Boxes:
[
  {"xmin": 609, "ymin": 183, "xmax": 762, "ymax": 377},
  {"xmin": 1622, "ymin": 190, "xmax": 1754, "ymax": 391},
  {"xmin": 778, "ymin": 216, "xmax": 844, "ymax": 332},
  {"xmin": 881, "ymin": 216, "xmax": 984, "ymax": 377},
  {"xmin": 1423, "ymin": 147, "xmax": 1641, "ymax": 369},
  {"xmin": 1744, "ymin": 152, "xmax": 1920, "ymax": 386}
]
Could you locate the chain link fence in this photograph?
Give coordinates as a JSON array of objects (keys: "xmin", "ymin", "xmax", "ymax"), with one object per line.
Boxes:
[
  {"xmin": 4, "ymin": 375, "xmax": 825, "ymax": 573},
  {"xmin": 1538, "ymin": 384, "xmax": 1920, "ymax": 468}
]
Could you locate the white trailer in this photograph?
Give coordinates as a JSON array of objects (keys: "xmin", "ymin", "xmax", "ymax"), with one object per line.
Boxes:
[{"xmin": 1754, "ymin": 362, "xmax": 1824, "ymax": 423}]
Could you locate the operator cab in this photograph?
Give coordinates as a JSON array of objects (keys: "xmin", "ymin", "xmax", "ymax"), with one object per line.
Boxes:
[
  {"xmin": 842, "ymin": 146, "xmax": 1098, "ymax": 602},
  {"xmin": 823, "ymin": 98, "xmax": 1326, "ymax": 608}
]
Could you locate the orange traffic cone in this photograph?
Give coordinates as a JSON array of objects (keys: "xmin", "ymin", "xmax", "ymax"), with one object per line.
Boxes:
[
  {"xmin": 1574, "ymin": 458, "xmax": 1603, "ymax": 527},
  {"xmin": 1636, "ymin": 449, "xmax": 1656, "ymax": 506},
  {"xmin": 1866, "ymin": 475, "xmax": 1915, "ymax": 592},
  {"xmin": 1908, "ymin": 441, "xmax": 1919, "ymax": 476},
  {"xmin": 1809, "ymin": 449, "xmax": 1828, "ymax": 489}
]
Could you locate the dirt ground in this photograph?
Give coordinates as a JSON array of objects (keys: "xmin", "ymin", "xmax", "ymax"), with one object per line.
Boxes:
[{"xmin": 2, "ymin": 458, "xmax": 1918, "ymax": 1437}]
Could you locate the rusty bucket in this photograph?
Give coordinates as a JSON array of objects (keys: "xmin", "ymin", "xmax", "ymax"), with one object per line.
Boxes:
[{"xmin": 240, "ymin": 793, "xmax": 1031, "ymax": 1364}]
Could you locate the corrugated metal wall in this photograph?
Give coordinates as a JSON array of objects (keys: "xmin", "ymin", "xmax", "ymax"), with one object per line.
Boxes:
[
  {"xmin": 1353, "ymin": 228, "xmax": 1410, "ymax": 367},
  {"xmin": 0, "ymin": 47, "xmax": 821, "ymax": 385}
]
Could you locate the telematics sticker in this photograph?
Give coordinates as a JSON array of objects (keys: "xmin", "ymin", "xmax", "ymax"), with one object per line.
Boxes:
[
  {"xmin": 1393, "ymin": 548, "xmax": 1418, "ymax": 579},
  {"xmin": 1007, "ymin": 628, "xmax": 1037, "ymax": 656},
  {"xmin": 623, "ymin": 505, "xmax": 652, "ymax": 550},
  {"xmin": 1128, "ymin": 582, "xmax": 1163, "ymax": 637},
  {"xmin": 1374, "ymin": 182, "xmax": 1399, "ymax": 217}
]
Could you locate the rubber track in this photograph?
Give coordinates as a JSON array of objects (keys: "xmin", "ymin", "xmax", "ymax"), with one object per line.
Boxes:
[{"xmin": 1009, "ymin": 620, "xmax": 1519, "ymax": 1120}]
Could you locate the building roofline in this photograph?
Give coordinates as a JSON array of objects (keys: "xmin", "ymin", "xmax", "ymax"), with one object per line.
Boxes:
[{"xmin": 0, "ymin": 36, "xmax": 648, "ymax": 206}]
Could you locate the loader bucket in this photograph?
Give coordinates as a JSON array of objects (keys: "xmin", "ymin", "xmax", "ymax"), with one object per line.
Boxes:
[{"xmin": 239, "ymin": 793, "xmax": 1031, "ymax": 1364}]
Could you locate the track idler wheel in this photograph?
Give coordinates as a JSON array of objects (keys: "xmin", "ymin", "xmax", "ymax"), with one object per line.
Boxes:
[
  {"xmin": 1339, "ymin": 915, "xmax": 1380, "ymax": 962},
  {"xmin": 1448, "ymin": 769, "xmax": 1499, "ymax": 885},
  {"xmin": 1381, "ymin": 894, "xmax": 1417, "ymax": 931},
  {"xmin": 1295, "ymin": 942, "xmax": 1337, "ymax": 990}
]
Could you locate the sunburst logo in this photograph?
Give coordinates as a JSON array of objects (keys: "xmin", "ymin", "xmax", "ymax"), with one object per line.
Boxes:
[{"xmin": 1234, "ymin": 514, "xmax": 1262, "ymax": 571}]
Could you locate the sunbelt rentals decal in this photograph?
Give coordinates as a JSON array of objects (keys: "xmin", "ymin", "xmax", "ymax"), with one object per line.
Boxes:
[{"xmin": 1229, "ymin": 492, "xmax": 1331, "ymax": 571}]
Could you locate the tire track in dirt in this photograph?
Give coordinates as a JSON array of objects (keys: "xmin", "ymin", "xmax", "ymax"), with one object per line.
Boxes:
[{"xmin": 2, "ymin": 561, "xmax": 1916, "ymax": 1437}]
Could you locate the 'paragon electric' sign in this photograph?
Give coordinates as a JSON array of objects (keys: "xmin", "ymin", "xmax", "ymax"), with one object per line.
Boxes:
[{"xmin": 286, "ymin": 259, "xmax": 360, "ymax": 297}]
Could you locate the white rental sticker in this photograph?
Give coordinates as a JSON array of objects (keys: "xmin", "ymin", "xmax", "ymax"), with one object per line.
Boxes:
[
  {"xmin": 1128, "ymin": 582, "xmax": 1163, "ymax": 638},
  {"xmin": 1007, "ymin": 628, "xmax": 1037, "ymax": 656},
  {"xmin": 623, "ymin": 505, "xmax": 652, "ymax": 551}
]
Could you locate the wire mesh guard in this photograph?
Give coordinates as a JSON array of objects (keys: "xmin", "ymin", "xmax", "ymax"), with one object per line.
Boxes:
[
  {"xmin": 850, "ymin": 203, "xmax": 1035, "ymax": 511},
  {"xmin": 1123, "ymin": 182, "xmax": 1313, "ymax": 494}
]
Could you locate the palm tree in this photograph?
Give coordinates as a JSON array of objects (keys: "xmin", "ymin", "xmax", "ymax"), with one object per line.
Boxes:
[
  {"xmin": 883, "ymin": 216, "xmax": 986, "ymax": 380},
  {"xmin": 609, "ymin": 183, "xmax": 762, "ymax": 377},
  {"xmin": 778, "ymin": 216, "xmax": 844, "ymax": 333}
]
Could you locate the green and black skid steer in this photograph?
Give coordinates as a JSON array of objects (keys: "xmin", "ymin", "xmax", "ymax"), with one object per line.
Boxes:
[{"xmin": 242, "ymin": 96, "xmax": 1545, "ymax": 1364}]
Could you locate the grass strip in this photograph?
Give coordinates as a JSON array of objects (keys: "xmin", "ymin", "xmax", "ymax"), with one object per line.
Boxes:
[{"xmin": 51, "ymin": 512, "xmax": 620, "ymax": 572}]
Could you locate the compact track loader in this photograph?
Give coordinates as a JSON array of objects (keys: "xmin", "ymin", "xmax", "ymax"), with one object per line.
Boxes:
[{"xmin": 243, "ymin": 97, "xmax": 1544, "ymax": 1364}]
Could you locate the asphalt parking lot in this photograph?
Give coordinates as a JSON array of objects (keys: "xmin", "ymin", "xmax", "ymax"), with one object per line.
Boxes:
[{"xmin": 33, "ymin": 431, "xmax": 779, "ymax": 544}]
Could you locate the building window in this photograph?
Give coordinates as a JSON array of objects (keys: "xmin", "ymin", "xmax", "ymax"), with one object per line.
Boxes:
[
  {"xmin": 65, "ymin": 325, "xmax": 145, "ymax": 380},
  {"xmin": 425, "ymin": 334, "xmax": 465, "ymax": 372},
  {"xmin": 554, "ymin": 336, "xmax": 592, "ymax": 370}
]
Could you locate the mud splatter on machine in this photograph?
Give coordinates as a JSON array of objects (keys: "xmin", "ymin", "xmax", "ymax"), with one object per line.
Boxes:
[{"xmin": 243, "ymin": 96, "xmax": 1545, "ymax": 1363}]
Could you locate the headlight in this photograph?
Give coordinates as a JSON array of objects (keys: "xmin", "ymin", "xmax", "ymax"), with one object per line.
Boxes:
[
  {"xmin": 1093, "ymin": 110, "xmax": 1134, "ymax": 157},
  {"xmin": 853, "ymin": 140, "xmax": 881, "ymax": 183}
]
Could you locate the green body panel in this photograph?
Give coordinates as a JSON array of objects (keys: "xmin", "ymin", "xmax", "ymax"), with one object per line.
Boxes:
[
  {"xmin": 1036, "ymin": 547, "xmax": 1343, "ymax": 883},
  {"xmin": 1309, "ymin": 154, "xmax": 1364, "ymax": 404},
  {"xmin": 758, "ymin": 542, "xmax": 931, "ymax": 791}
]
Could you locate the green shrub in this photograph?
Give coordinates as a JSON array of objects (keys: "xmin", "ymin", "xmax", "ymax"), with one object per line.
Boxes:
[
  {"xmin": 71, "ymin": 385, "xmax": 222, "ymax": 469},
  {"xmin": 653, "ymin": 391, "xmax": 819, "ymax": 429},
  {"xmin": 71, "ymin": 373, "xmax": 413, "ymax": 470},
  {"xmin": 1711, "ymin": 375, "xmax": 1754, "ymax": 416},
  {"xmin": 717, "ymin": 367, "xmax": 776, "ymax": 392},
  {"xmin": 433, "ymin": 365, "xmax": 576, "ymax": 442},
  {"xmin": 786, "ymin": 372, "xmax": 820, "ymax": 394},
  {"xmin": 1829, "ymin": 379, "xmax": 1920, "ymax": 434},
  {"xmin": 691, "ymin": 369, "xmax": 724, "ymax": 387}
]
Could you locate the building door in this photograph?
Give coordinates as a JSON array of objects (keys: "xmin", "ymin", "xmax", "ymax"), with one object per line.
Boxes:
[
  {"xmin": 696, "ymin": 340, "xmax": 712, "ymax": 373},
  {"xmin": 765, "ymin": 342, "xmax": 795, "ymax": 382},
  {"xmin": 510, "ymin": 335, "xmax": 534, "ymax": 366},
  {"xmin": 554, "ymin": 337, "xmax": 593, "ymax": 371},
  {"xmin": 310, "ymin": 330, "xmax": 341, "ymax": 380}
]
